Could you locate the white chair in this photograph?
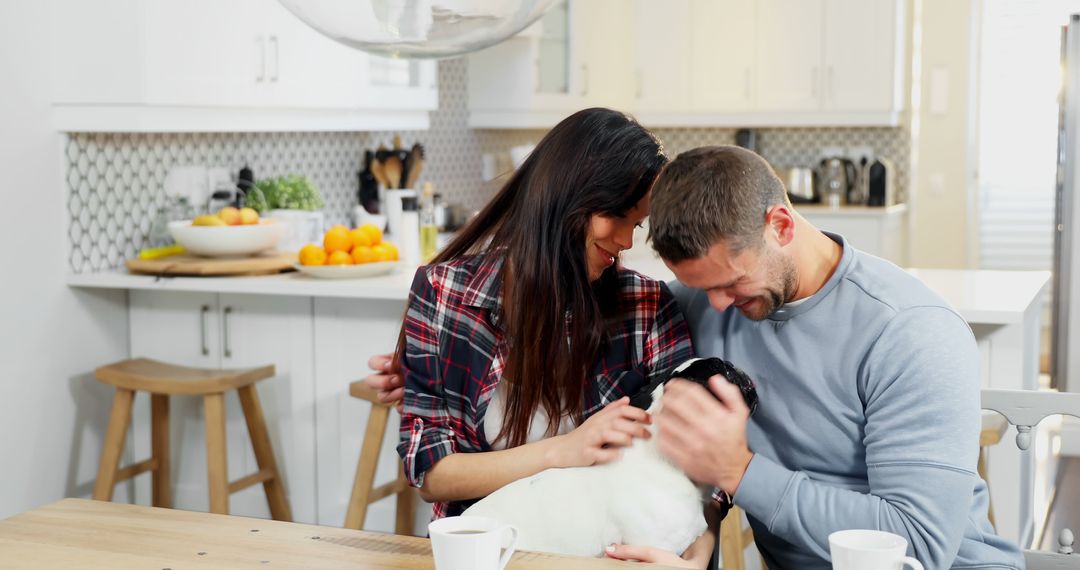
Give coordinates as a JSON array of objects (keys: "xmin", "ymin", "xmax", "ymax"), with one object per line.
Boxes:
[{"xmin": 982, "ymin": 388, "xmax": 1080, "ymax": 568}]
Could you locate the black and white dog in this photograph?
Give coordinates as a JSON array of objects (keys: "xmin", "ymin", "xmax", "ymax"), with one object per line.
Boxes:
[{"xmin": 462, "ymin": 357, "xmax": 758, "ymax": 558}]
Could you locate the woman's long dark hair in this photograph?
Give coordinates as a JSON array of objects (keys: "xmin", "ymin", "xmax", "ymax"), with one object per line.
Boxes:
[{"xmin": 396, "ymin": 108, "xmax": 667, "ymax": 448}]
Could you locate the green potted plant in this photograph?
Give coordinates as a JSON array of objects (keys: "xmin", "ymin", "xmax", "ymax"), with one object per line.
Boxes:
[{"xmin": 246, "ymin": 174, "xmax": 325, "ymax": 251}]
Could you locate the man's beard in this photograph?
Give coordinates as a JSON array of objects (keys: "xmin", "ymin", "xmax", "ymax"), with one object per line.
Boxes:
[{"xmin": 739, "ymin": 254, "xmax": 797, "ymax": 321}]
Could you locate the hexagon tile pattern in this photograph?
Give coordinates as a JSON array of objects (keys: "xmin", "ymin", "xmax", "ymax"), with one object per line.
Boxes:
[{"xmin": 66, "ymin": 57, "xmax": 908, "ymax": 273}]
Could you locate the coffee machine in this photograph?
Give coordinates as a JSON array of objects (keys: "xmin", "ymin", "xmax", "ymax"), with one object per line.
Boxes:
[{"xmin": 817, "ymin": 157, "xmax": 857, "ymax": 208}]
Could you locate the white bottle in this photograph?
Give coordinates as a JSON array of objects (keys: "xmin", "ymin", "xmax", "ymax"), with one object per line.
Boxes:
[{"xmin": 399, "ymin": 195, "xmax": 421, "ymax": 266}]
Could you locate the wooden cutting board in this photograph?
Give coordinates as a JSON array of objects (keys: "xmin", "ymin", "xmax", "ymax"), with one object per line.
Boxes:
[{"xmin": 125, "ymin": 250, "xmax": 297, "ymax": 276}]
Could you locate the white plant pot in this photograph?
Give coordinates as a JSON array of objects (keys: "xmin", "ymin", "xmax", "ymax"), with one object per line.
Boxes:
[{"xmin": 267, "ymin": 209, "xmax": 325, "ymax": 252}]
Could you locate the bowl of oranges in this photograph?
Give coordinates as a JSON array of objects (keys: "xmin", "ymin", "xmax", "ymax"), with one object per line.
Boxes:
[{"xmin": 293, "ymin": 223, "xmax": 402, "ymax": 279}]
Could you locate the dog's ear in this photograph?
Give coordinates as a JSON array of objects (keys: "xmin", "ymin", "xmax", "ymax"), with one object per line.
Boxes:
[
  {"xmin": 665, "ymin": 357, "xmax": 759, "ymax": 415},
  {"xmin": 629, "ymin": 376, "xmax": 665, "ymax": 410}
]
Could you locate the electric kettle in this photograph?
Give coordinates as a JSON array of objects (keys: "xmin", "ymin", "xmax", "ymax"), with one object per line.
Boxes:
[{"xmin": 817, "ymin": 157, "xmax": 857, "ymax": 208}]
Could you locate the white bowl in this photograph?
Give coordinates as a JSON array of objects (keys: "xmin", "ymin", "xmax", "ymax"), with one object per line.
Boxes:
[
  {"xmin": 169, "ymin": 220, "xmax": 287, "ymax": 257},
  {"xmin": 293, "ymin": 261, "xmax": 403, "ymax": 279}
]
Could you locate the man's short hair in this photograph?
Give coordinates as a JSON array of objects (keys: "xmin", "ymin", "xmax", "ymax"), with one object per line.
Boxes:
[{"xmin": 649, "ymin": 145, "xmax": 789, "ymax": 262}]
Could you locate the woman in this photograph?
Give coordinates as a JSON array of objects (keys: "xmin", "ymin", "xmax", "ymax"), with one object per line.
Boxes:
[{"xmin": 368, "ymin": 108, "xmax": 714, "ymax": 567}]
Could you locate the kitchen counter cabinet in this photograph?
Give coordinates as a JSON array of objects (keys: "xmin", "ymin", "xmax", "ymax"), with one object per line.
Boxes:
[
  {"xmin": 127, "ymin": 291, "xmax": 319, "ymax": 524},
  {"xmin": 796, "ymin": 203, "xmax": 908, "ymax": 265},
  {"xmin": 121, "ymin": 285, "xmax": 426, "ymax": 530}
]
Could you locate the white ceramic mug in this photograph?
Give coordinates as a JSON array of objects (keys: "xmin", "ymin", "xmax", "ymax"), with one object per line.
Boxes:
[
  {"xmin": 829, "ymin": 529, "xmax": 924, "ymax": 570},
  {"xmin": 429, "ymin": 515, "xmax": 518, "ymax": 570}
]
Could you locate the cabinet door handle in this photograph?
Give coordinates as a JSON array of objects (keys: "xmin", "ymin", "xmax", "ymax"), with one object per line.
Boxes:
[
  {"xmin": 200, "ymin": 305, "xmax": 210, "ymax": 356},
  {"xmin": 580, "ymin": 64, "xmax": 589, "ymax": 97},
  {"xmin": 827, "ymin": 65, "xmax": 834, "ymax": 102},
  {"xmin": 223, "ymin": 306, "xmax": 233, "ymax": 359},
  {"xmin": 256, "ymin": 36, "xmax": 266, "ymax": 82},
  {"xmin": 269, "ymin": 35, "xmax": 279, "ymax": 82}
]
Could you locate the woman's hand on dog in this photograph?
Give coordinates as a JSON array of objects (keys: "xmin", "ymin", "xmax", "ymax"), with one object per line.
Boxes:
[{"xmin": 547, "ymin": 397, "xmax": 651, "ymax": 468}]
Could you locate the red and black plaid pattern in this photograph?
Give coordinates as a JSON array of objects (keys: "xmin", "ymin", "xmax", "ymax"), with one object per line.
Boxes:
[{"xmin": 396, "ymin": 253, "xmax": 694, "ymax": 520}]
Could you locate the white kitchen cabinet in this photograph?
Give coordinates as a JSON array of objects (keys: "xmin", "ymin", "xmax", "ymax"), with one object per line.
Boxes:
[
  {"xmin": 51, "ymin": 0, "xmax": 437, "ymax": 132},
  {"xmin": 636, "ymin": 0, "xmax": 692, "ymax": 113},
  {"xmin": 467, "ymin": 0, "xmax": 635, "ymax": 128},
  {"xmin": 823, "ymin": 0, "xmax": 905, "ymax": 113},
  {"xmin": 755, "ymin": 0, "xmax": 825, "ymax": 112},
  {"xmin": 312, "ymin": 297, "xmax": 431, "ymax": 534},
  {"xmin": 127, "ymin": 291, "xmax": 318, "ymax": 524},
  {"xmin": 795, "ymin": 204, "xmax": 909, "ymax": 265},
  {"xmin": 690, "ymin": 0, "xmax": 757, "ymax": 112},
  {"xmin": 477, "ymin": 0, "xmax": 905, "ymax": 128}
]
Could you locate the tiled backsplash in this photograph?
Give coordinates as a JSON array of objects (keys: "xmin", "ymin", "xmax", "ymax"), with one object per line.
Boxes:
[{"xmin": 65, "ymin": 58, "xmax": 908, "ymax": 273}]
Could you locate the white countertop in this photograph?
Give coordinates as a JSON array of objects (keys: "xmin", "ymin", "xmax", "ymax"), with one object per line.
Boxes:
[
  {"xmin": 68, "ymin": 255, "xmax": 1049, "ymax": 325},
  {"xmin": 794, "ymin": 203, "xmax": 908, "ymax": 217}
]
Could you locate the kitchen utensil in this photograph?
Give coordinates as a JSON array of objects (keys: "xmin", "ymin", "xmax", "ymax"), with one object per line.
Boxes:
[
  {"xmin": 866, "ymin": 157, "xmax": 897, "ymax": 207},
  {"xmin": 775, "ymin": 166, "xmax": 816, "ymax": 203},
  {"xmin": 293, "ymin": 260, "xmax": 403, "ymax": 279},
  {"xmin": 126, "ymin": 250, "xmax": 296, "ymax": 276},
  {"xmin": 370, "ymin": 157, "xmax": 389, "ymax": 188},
  {"xmin": 817, "ymin": 157, "xmax": 857, "ymax": 208},
  {"xmin": 735, "ymin": 128, "xmax": 758, "ymax": 152},
  {"xmin": 168, "ymin": 220, "xmax": 286, "ymax": 257},
  {"xmin": 384, "ymin": 155, "xmax": 403, "ymax": 189},
  {"xmin": 384, "ymin": 189, "xmax": 417, "ymax": 238},
  {"xmin": 404, "ymin": 143, "xmax": 425, "ymax": 189},
  {"xmin": 359, "ymin": 150, "xmax": 380, "ymax": 213}
]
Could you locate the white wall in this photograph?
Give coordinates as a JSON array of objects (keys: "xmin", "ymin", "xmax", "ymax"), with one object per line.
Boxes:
[
  {"xmin": 908, "ymin": 0, "xmax": 979, "ymax": 268},
  {"xmin": 0, "ymin": 2, "xmax": 130, "ymax": 518}
]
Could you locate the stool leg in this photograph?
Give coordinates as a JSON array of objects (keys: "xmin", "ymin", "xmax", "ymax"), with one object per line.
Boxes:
[
  {"xmin": 93, "ymin": 388, "xmax": 135, "ymax": 502},
  {"xmin": 237, "ymin": 385, "xmax": 292, "ymax": 522},
  {"xmin": 204, "ymin": 393, "xmax": 230, "ymax": 515},
  {"xmin": 151, "ymin": 394, "xmax": 171, "ymax": 508},
  {"xmin": 394, "ymin": 462, "xmax": 415, "ymax": 535},
  {"xmin": 978, "ymin": 447, "xmax": 995, "ymax": 528},
  {"xmin": 720, "ymin": 507, "xmax": 746, "ymax": 570},
  {"xmin": 344, "ymin": 403, "xmax": 390, "ymax": 530}
]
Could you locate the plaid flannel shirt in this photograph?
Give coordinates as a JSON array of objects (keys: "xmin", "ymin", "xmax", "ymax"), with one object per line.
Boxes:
[{"xmin": 396, "ymin": 253, "xmax": 695, "ymax": 520}]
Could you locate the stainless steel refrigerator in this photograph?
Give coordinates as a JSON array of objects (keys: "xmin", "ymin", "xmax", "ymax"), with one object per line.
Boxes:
[{"xmin": 1052, "ymin": 14, "xmax": 1080, "ymax": 394}]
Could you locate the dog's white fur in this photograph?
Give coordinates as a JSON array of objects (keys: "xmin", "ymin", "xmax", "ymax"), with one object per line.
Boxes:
[{"xmin": 462, "ymin": 380, "xmax": 707, "ymax": 558}]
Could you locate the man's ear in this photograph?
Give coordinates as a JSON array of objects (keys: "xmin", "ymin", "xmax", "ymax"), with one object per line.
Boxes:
[{"xmin": 764, "ymin": 204, "xmax": 795, "ymax": 247}]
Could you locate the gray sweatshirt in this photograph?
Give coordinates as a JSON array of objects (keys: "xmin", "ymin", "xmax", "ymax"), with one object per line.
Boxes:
[{"xmin": 671, "ymin": 233, "xmax": 1023, "ymax": 570}]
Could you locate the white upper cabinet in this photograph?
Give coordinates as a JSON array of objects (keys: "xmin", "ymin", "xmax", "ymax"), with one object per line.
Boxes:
[
  {"xmin": 636, "ymin": 0, "xmax": 692, "ymax": 113},
  {"xmin": 470, "ymin": 0, "xmax": 906, "ymax": 128},
  {"xmin": 51, "ymin": 0, "xmax": 437, "ymax": 132},
  {"xmin": 468, "ymin": 0, "xmax": 635, "ymax": 128},
  {"xmin": 823, "ymin": 0, "xmax": 905, "ymax": 113},
  {"xmin": 755, "ymin": 0, "xmax": 825, "ymax": 112},
  {"xmin": 689, "ymin": 0, "xmax": 757, "ymax": 113}
]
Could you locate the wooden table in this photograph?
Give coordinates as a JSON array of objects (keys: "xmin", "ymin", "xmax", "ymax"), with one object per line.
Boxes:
[{"xmin": 0, "ymin": 499, "xmax": 678, "ymax": 569}]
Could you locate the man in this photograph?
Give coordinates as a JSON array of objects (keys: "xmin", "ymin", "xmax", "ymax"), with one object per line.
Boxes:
[
  {"xmin": 365, "ymin": 145, "xmax": 1024, "ymax": 568},
  {"xmin": 623, "ymin": 145, "xmax": 1022, "ymax": 569}
]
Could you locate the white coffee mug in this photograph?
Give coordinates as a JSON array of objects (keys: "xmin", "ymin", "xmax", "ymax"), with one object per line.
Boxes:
[
  {"xmin": 429, "ymin": 515, "xmax": 518, "ymax": 570},
  {"xmin": 829, "ymin": 529, "xmax": 924, "ymax": 570}
]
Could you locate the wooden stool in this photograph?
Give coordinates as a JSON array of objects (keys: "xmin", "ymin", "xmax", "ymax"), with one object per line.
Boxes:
[
  {"xmin": 719, "ymin": 505, "xmax": 769, "ymax": 570},
  {"xmin": 979, "ymin": 412, "xmax": 1009, "ymax": 528},
  {"xmin": 344, "ymin": 382, "xmax": 415, "ymax": 534},
  {"xmin": 92, "ymin": 358, "xmax": 292, "ymax": 521}
]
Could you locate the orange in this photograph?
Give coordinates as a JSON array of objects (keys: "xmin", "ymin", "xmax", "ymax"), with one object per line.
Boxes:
[
  {"xmin": 326, "ymin": 250, "xmax": 353, "ymax": 265},
  {"xmin": 372, "ymin": 242, "xmax": 397, "ymax": 262},
  {"xmin": 349, "ymin": 227, "xmax": 374, "ymax": 248},
  {"xmin": 324, "ymin": 225, "xmax": 352, "ymax": 253},
  {"xmin": 298, "ymin": 244, "xmax": 327, "ymax": 266},
  {"xmin": 358, "ymin": 223, "xmax": 383, "ymax": 246},
  {"xmin": 380, "ymin": 241, "xmax": 399, "ymax": 261},
  {"xmin": 351, "ymin": 244, "xmax": 377, "ymax": 264}
]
